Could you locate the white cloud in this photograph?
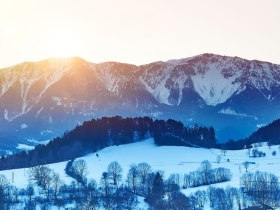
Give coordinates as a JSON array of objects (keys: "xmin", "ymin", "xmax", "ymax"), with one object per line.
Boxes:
[
  {"xmin": 256, "ymin": 124, "xmax": 266, "ymax": 128},
  {"xmin": 218, "ymin": 107, "xmax": 250, "ymax": 118},
  {"xmin": 20, "ymin": 123, "xmax": 28, "ymax": 129},
  {"xmin": 40, "ymin": 130, "xmax": 53, "ymax": 136},
  {"xmin": 16, "ymin": 144, "xmax": 34, "ymax": 150}
]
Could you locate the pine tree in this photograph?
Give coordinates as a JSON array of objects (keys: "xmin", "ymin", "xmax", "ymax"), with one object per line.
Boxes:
[{"xmin": 149, "ymin": 172, "xmax": 165, "ymax": 204}]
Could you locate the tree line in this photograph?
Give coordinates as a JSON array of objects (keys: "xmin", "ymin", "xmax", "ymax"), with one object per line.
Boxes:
[
  {"xmin": 0, "ymin": 159, "xmax": 233, "ymax": 209},
  {"xmin": 2, "ymin": 116, "xmax": 280, "ymax": 171},
  {"xmin": 0, "ymin": 116, "xmax": 216, "ymax": 170},
  {"xmin": 183, "ymin": 160, "xmax": 232, "ymax": 188},
  {"xmin": 0, "ymin": 159, "xmax": 278, "ymax": 209},
  {"xmin": 221, "ymin": 118, "xmax": 280, "ymax": 150}
]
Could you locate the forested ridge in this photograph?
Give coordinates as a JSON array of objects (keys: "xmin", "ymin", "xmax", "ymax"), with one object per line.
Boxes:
[
  {"xmin": 222, "ymin": 119, "xmax": 280, "ymax": 150},
  {"xmin": 1, "ymin": 115, "xmax": 280, "ymax": 170},
  {"xmin": 0, "ymin": 116, "xmax": 216, "ymax": 170}
]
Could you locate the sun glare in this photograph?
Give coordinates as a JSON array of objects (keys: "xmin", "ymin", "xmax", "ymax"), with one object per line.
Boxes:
[{"xmin": 45, "ymin": 31, "xmax": 80, "ymax": 58}]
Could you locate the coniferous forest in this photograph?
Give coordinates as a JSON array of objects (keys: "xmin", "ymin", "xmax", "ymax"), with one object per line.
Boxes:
[
  {"xmin": 0, "ymin": 117, "xmax": 216, "ymax": 170},
  {"xmin": 2, "ymin": 116, "xmax": 280, "ymax": 171}
]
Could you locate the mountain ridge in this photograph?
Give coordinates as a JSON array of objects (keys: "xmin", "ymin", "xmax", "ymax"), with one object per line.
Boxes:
[
  {"xmin": 0, "ymin": 53, "xmax": 280, "ymax": 148},
  {"xmin": 2, "ymin": 53, "xmax": 279, "ymax": 71}
]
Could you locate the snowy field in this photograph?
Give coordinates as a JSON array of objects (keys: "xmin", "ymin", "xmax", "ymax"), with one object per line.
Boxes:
[{"xmin": 2, "ymin": 138, "xmax": 280, "ymax": 195}]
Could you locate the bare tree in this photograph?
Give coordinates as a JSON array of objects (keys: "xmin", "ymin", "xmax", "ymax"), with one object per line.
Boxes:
[
  {"xmin": 115, "ymin": 186, "xmax": 137, "ymax": 209},
  {"xmin": 145, "ymin": 173, "xmax": 156, "ymax": 197},
  {"xmin": 199, "ymin": 160, "xmax": 213, "ymax": 185},
  {"xmin": 243, "ymin": 161, "xmax": 250, "ymax": 172},
  {"xmin": 127, "ymin": 164, "xmax": 140, "ymax": 194},
  {"xmin": 28, "ymin": 165, "xmax": 53, "ymax": 199},
  {"xmin": 80, "ymin": 179, "xmax": 100, "ymax": 210},
  {"xmin": 100, "ymin": 172, "xmax": 114, "ymax": 209},
  {"xmin": 25, "ymin": 184, "xmax": 35, "ymax": 205},
  {"xmin": 72, "ymin": 159, "xmax": 88, "ymax": 179},
  {"xmin": 226, "ymin": 187, "xmax": 241, "ymax": 210},
  {"xmin": 212, "ymin": 167, "xmax": 232, "ymax": 183},
  {"xmin": 207, "ymin": 186, "xmax": 215, "ymax": 207},
  {"xmin": 0, "ymin": 174, "xmax": 9, "ymax": 208},
  {"xmin": 216, "ymin": 155, "xmax": 221, "ymax": 164},
  {"xmin": 71, "ymin": 159, "xmax": 88, "ymax": 187},
  {"xmin": 241, "ymin": 171, "xmax": 279, "ymax": 207},
  {"xmin": 0, "ymin": 175, "xmax": 9, "ymax": 189},
  {"xmin": 213, "ymin": 188, "xmax": 231, "ymax": 210},
  {"xmin": 100, "ymin": 172, "xmax": 111, "ymax": 198},
  {"xmin": 53, "ymin": 173, "xmax": 64, "ymax": 200},
  {"xmin": 167, "ymin": 173, "xmax": 181, "ymax": 189},
  {"xmin": 247, "ymin": 148, "xmax": 251, "ymax": 157},
  {"xmin": 194, "ymin": 190, "xmax": 207, "ymax": 208},
  {"xmin": 107, "ymin": 161, "xmax": 123, "ymax": 187},
  {"xmin": 137, "ymin": 162, "xmax": 152, "ymax": 184}
]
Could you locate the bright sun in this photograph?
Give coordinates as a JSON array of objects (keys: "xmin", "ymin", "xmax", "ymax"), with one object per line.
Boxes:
[{"xmin": 45, "ymin": 31, "xmax": 80, "ymax": 58}]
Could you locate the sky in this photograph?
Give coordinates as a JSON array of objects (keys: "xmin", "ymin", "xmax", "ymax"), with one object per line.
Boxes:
[{"xmin": 0, "ymin": 0, "xmax": 280, "ymax": 68}]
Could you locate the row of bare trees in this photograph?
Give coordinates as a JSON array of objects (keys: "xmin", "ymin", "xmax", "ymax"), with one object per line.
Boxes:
[
  {"xmin": 26, "ymin": 159, "xmax": 233, "ymax": 209},
  {"xmin": 182, "ymin": 160, "xmax": 232, "ymax": 188},
  {"xmin": 0, "ymin": 159, "xmax": 278, "ymax": 209},
  {"xmin": 241, "ymin": 171, "xmax": 280, "ymax": 207}
]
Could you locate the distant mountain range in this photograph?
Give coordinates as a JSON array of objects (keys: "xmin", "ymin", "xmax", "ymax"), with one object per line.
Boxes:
[{"xmin": 1, "ymin": 53, "xmax": 280, "ymax": 148}]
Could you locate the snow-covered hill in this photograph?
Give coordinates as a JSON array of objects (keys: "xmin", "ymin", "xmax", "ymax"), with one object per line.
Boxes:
[
  {"xmin": 3, "ymin": 138, "xmax": 280, "ymax": 195},
  {"xmin": 1, "ymin": 53, "xmax": 280, "ymax": 148}
]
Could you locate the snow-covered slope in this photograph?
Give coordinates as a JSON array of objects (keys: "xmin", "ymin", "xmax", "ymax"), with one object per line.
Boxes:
[
  {"xmin": 3, "ymin": 139, "xmax": 280, "ymax": 193},
  {"xmin": 1, "ymin": 53, "xmax": 280, "ymax": 147},
  {"xmin": 191, "ymin": 63, "xmax": 242, "ymax": 106},
  {"xmin": 140, "ymin": 54, "xmax": 280, "ymax": 106}
]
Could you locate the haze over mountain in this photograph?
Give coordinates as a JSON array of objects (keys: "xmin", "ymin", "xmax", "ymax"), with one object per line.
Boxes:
[{"xmin": 1, "ymin": 53, "xmax": 280, "ymax": 148}]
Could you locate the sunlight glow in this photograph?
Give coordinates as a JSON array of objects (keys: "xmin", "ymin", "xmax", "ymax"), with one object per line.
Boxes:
[
  {"xmin": 0, "ymin": 0, "xmax": 280, "ymax": 68},
  {"xmin": 44, "ymin": 31, "xmax": 80, "ymax": 58}
]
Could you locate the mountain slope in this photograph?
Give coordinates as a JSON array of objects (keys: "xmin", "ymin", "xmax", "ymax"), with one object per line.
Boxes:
[
  {"xmin": 245, "ymin": 119, "xmax": 280, "ymax": 145},
  {"xmin": 1, "ymin": 53, "xmax": 280, "ymax": 148}
]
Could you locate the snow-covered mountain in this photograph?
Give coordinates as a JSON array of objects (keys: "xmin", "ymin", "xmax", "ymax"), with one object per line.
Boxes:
[{"xmin": 1, "ymin": 53, "xmax": 280, "ymax": 148}]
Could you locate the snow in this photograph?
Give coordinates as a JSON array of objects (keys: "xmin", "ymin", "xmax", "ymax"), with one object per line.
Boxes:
[
  {"xmin": 2, "ymin": 138, "xmax": 280, "ymax": 196},
  {"xmin": 139, "ymin": 62, "xmax": 190, "ymax": 106},
  {"xmin": 218, "ymin": 107, "xmax": 249, "ymax": 118},
  {"xmin": 40, "ymin": 130, "xmax": 53, "ymax": 136},
  {"xmin": 150, "ymin": 111, "xmax": 163, "ymax": 118},
  {"xmin": 157, "ymin": 55, "xmax": 280, "ymax": 106},
  {"xmin": 52, "ymin": 96, "xmax": 63, "ymax": 106},
  {"xmin": 97, "ymin": 65, "xmax": 120, "ymax": 94},
  {"xmin": 27, "ymin": 138, "xmax": 51, "ymax": 145},
  {"xmin": 1, "ymin": 54, "xmax": 280, "ymax": 135},
  {"xmin": 140, "ymin": 75, "xmax": 172, "ymax": 106},
  {"xmin": 94, "ymin": 63, "xmax": 131, "ymax": 95},
  {"xmin": 36, "ymin": 107, "xmax": 44, "ymax": 118},
  {"xmin": 139, "ymin": 54, "xmax": 280, "ymax": 107},
  {"xmin": 137, "ymin": 196, "xmax": 150, "ymax": 209},
  {"xmin": 0, "ymin": 59, "xmax": 72, "ymax": 121},
  {"xmin": 256, "ymin": 123, "xmax": 266, "ymax": 128},
  {"xmin": 191, "ymin": 64, "xmax": 241, "ymax": 106},
  {"xmin": 218, "ymin": 108, "xmax": 258, "ymax": 120},
  {"xmin": 4, "ymin": 109, "xmax": 10, "ymax": 121},
  {"xmin": 20, "ymin": 123, "xmax": 28, "ymax": 129},
  {"xmin": 174, "ymin": 73, "xmax": 189, "ymax": 105},
  {"xmin": 166, "ymin": 57, "xmax": 194, "ymax": 65},
  {"xmin": 16, "ymin": 144, "xmax": 35, "ymax": 151}
]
